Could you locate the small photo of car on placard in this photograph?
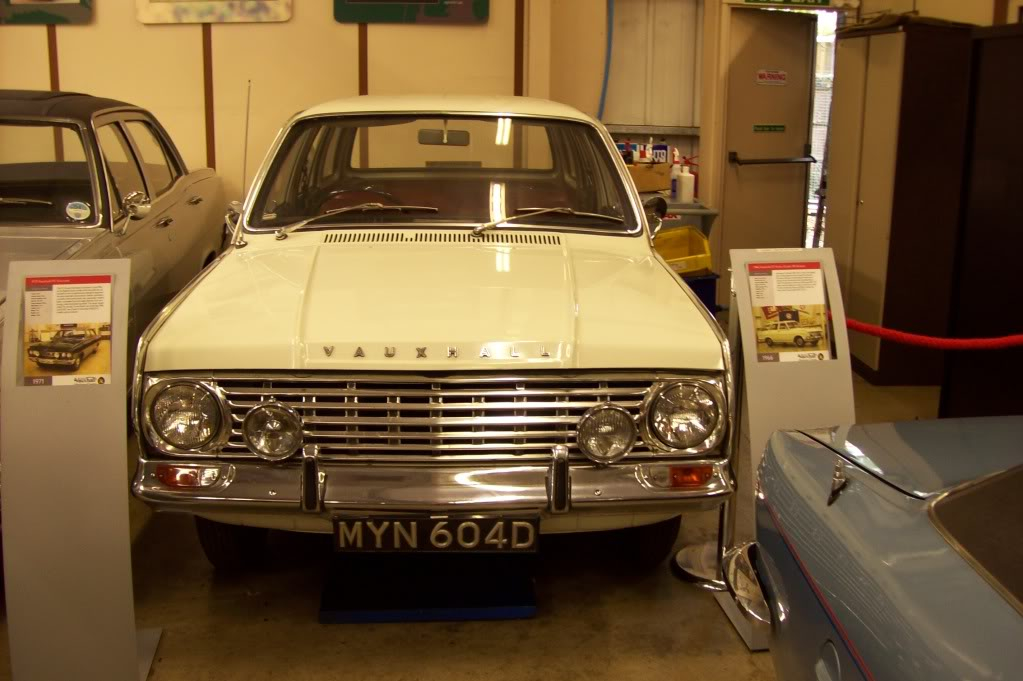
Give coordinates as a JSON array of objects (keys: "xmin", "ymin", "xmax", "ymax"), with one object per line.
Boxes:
[
  {"xmin": 23, "ymin": 323, "xmax": 111, "ymax": 386},
  {"xmin": 753, "ymin": 304, "xmax": 831, "ymax": 362}
]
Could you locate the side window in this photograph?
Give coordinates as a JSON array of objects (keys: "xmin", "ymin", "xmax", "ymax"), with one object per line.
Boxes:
[
  {"xmin": 97, "ymin": 124, "xmax": 146, "ymax": 217},
  {"xmin": 125, "ymin": 120, "xmax": 179, "ymax": 196}
]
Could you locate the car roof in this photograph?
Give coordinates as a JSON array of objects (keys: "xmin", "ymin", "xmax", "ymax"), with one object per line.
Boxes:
[
  {"xmin": 0, "ymin": 89, "xmax": 141, "ymax": 124},
  {"xmin": 299, "ymin": 94, "xmax": 596, "ymax": 124}
]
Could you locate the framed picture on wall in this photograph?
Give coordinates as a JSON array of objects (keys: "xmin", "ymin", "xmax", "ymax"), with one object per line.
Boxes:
[
  {"xmin": 335, "ymin": 0, "xmax": 488, "ymax": 24},
  {"xmin": 0, "ymin": 0, "xmax": 92, "ymax": 25},
  {"xmin": 136, "ymin": 0, "xmax": 293, "ymax": 24}
]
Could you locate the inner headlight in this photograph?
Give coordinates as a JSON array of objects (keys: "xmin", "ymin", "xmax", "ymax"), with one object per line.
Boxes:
[
  {"xmin": 577, "ymin": 404, "xmax": 636, "ymax": 464},
  {"xmin": 242, "ymin": 402, "xmax": 303, "ymax": 461},
  {"xmin": 648, "ymin": 382, "xmax": 721, "ymax": 451},
  {"xmin": 148, "ymin": 382, "xmax": 222, "ymax": 450}
]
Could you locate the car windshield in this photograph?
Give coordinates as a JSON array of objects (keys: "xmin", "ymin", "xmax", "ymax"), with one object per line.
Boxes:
[
  {"xmin": 56, "ymin": 330, "xmax": 86, "ymax": 339},
  {"xmin": 0, "ymin": 122, "xmax": 96, "ymax": 225},
  {"xmin": 249, "ymin": 115, "xmax": 637, "ymax": 233}
]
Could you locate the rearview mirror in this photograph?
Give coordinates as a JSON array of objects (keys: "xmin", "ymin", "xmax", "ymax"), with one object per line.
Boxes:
[
  {"xmin": 643, "ymin": 196, "xmax": 667, "ymax": 242},
  {"xmin": 418, "ymin": 128, "xmax": 470, "ymax": 146}
]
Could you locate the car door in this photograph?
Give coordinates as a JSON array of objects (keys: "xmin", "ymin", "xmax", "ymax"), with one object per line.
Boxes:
[
  {"xmin": 121, "ymin": 115, "xmax": 209, "ymax": 291},
  {"xmin": 93, "ymin": 117, "xmax": 175, "ymax": 350}
]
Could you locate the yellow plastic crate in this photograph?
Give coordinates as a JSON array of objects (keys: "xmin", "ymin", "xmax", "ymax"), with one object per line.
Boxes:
[{"xmin": 654, "ymin": 226, "xmax": 712, "ymax": 276}]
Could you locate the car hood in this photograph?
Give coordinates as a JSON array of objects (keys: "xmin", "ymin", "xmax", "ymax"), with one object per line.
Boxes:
[
  {"xmin": 802, "ymin": 416, "xmax": 1023, "ymax": 498},
  {"xmin": 145, "ymin": 231, "xmax": 725, "ymax": 372},
  {"xmin": 0, "ymin": 229, "xmax": 99, "ymax": 309}
]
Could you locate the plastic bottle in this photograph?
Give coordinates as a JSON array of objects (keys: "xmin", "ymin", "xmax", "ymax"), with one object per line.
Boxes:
[
  {"xmin": 679, "ymin": 165, "xmax": 695, "ymax": 204},
  {"xmin": 670, "ymin": 148, "xmax": 684, "ymax": 201}
]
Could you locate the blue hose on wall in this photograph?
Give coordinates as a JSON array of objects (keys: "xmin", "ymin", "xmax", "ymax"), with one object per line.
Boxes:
[{"xmin": 597, "ymin": 0, "xmax": 614, "ymax": 120}]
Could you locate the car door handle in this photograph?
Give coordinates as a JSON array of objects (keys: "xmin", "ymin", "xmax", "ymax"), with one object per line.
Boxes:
[
  {"xmin": 156, "ymin": 217, "xmax": 174, "ymax": 228},
  {"xmin": 187, "ymin": 195, "xmax": 204, "ymax": 206}
]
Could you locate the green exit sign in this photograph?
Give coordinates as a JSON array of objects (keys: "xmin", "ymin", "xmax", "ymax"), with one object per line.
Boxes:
[{"xmin": 754, "ymin": 124, "xmax": 786, "ymax": 133}]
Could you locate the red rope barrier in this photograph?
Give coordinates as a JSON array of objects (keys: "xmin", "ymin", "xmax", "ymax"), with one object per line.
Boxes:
[{"xmin": 845, "ymin": 317, "xmax": 1023, "ymax": 350}]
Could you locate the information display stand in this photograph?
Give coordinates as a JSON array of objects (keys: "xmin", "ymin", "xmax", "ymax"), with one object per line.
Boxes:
[
  {"xmin": 674, "ymin": 248, "xmax": 856, "ymax": 651},
  {"xmin": 1, "ymin": 260, "xmax": 160, "ymax": 681}
]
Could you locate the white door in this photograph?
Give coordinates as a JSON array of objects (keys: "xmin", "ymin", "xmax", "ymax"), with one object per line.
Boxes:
[{"xmin": 716, "ymin": 8, "xmax": 816, "ymax": 303}]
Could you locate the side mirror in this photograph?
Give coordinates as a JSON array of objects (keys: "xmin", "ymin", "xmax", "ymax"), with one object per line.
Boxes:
[
  {"xmin": 644, "ymin": 196, "xmax": 667, "ymax": 242},
  {"xmin": 114, "ymin": 191, "xmax": 151, "ymax": 235}
]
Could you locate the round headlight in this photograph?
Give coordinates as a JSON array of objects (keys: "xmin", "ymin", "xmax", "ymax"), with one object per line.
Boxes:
[
  {"xmin": 242, "ymin": 402, "xmax": 303, "ymax": 462},
  {"xmin": 149, "ymin": 383, "xmax": 222, "ymax": 450},
  {"xmin": 577, "ymin": 404, "xmax": 637, "ymax": 464},
  {"xmin": 648, "ymin": 382, "xmax": 721, "ymax": 450}
]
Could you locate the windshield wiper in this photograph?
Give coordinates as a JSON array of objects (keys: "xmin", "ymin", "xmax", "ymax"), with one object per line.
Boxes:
[
  {"xmin": 275, "ymin": 203, "xmax": 439, "ymax": 240},
  {"xmin": 472, "ymin": 206, "xmax": 624, "ymax": 236},
  {"xmin": 0, "ymin": 197, "xmax": 54, "ymax": 206}
]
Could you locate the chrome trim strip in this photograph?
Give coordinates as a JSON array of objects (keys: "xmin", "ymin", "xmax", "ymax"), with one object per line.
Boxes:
[{"xmin": 134, "ymin": 458, "xmax": 733, "ymax": 513}]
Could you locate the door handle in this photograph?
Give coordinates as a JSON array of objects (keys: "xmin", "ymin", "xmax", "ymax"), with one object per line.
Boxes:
[
  {"xmin": 728, "ymin": 151, "xmax": 817, "ymax": 166},
  {"xmin": 156, "ymin": 216, "xmax": 174, "ymax": 228},
  {"xmin": 187, "ymin": 195, "xmax": 204, "ymax": 206}
]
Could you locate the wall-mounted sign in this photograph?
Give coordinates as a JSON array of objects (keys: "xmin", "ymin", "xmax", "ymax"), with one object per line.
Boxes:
[
  {"xmin": 136, "ymin": 0, "xmax": 292, "ymax": 24},
  {"xmin": 335, "ymin": 0, "xmax": 488, "ymax": 24},
  {"xmin": 747, "ymin": 261, "xmax": 833, "ymax": 363},
  {"xmin": 0, "ymin": 0, "xmax": 92, "ymax": 25},
  {"xmin": 756, "ymin": 69, "xmax": 789, "ymax": 86},
  {"xmin": 753, "ymin": 124, "xmax": 786, "ymax": 133}
]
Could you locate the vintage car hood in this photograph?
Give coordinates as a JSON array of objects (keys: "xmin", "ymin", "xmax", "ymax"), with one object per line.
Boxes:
[
  {"xmin": 0, "ymin": 229, "xmax": 99, "ymax": 306},
  {"xmin": 145, "ymin": 231, "xmax": 724, "ymax": 372},
  {"xmin": 802, "ymin": 416, "xmax": 1023, "ymax": 498}
]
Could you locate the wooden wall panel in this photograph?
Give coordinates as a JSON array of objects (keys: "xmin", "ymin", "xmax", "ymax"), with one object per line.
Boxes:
[
  {"xmin": 56, "ymin": 5, "xmax": 205, "ymax": 173},
  {"xmin": 0, "ymin": 25, "xmax": 50, "ymax": 90},
  {"xmin": 366, "ymin": 1, "xmax": 515, "ymax": 96},
  {"xmin": 211, "ymin": 7, "xmax": 360, "ymax": 200}
]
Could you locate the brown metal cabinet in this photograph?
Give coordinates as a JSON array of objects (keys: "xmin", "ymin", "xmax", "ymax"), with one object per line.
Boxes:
[
  {"xmin": 824, "ymin": 20, "xmax": 972, "ymax": 385},
  {"xmin": 940, "ymin": 24, "xmax": 1023, "ymax": 417}
]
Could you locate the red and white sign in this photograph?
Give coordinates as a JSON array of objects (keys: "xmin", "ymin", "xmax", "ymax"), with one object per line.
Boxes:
[{"xmin": 756, "ymin": 69, "xmax": 788, "ymax": 86}]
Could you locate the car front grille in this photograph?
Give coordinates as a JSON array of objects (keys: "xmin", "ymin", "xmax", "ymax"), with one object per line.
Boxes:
[{"xmin": 212, "ymin": 373, "xmax": 698, "ymax": 462}]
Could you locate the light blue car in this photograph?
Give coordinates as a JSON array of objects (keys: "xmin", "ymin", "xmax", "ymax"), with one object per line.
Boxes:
[{"xmin": 733, "ymin": 417, "xmax": 1023, "ymax": 681}]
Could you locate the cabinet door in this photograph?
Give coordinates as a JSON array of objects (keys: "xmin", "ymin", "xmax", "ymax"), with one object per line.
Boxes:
[
  {"xmin": 824, "ymin": 36, "xmax": 868, "ymax": 303},
  {"xmin": 847, "ymin": 31, "xmax": 904, "ymax": 372}
]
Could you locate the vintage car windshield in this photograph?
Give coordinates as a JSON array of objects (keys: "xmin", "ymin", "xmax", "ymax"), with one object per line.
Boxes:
[
  {"xmin": 0, "ymin": 122, "xmax": 96, "ymax": 225},
  {"xmin": 249, "ymin": 115, "xmax": 637, "ymax": 232}
]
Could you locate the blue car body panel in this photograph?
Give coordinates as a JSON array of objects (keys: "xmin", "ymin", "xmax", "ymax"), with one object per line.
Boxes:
[{"xmin": 757, "ymin": 417, "xmax": 1023, "ymax": 681}]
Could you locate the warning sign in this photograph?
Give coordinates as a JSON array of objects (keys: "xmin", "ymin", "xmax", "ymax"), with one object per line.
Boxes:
[{"xmin": 756, "ymin": 69, "xmax": 788, "ymax": 86}]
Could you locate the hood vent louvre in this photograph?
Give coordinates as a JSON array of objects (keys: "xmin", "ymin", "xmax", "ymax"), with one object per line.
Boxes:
[{"xmin": 323, "ymin": 232, "xmax": 561, "ymax": 246}]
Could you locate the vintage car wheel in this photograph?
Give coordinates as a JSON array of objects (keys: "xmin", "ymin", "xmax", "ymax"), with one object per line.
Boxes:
[
  {"xmin": 794, "ymin": 336, "xmax": 805, "ymax": 347},
  {"xmin": 764, "ymin": 337, "xmax": 774, "ymax": 347},
  {"xmin": 195, "ymin": 516, "xmax": 268, "ymax": 571},
  {"xmin": 619, "ymin": 516, "xmax": 682, "ymax": 569}
]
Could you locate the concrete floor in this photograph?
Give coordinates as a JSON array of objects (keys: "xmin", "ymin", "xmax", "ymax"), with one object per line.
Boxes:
[{"xmin": 0, "ymin": 378, "xmax": 939, "ymax": 681}]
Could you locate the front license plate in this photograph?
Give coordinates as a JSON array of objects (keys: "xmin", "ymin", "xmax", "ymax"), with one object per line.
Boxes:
[{"xmin": 333, "ymin": 516, "xmax": 539, "ymax": 553}]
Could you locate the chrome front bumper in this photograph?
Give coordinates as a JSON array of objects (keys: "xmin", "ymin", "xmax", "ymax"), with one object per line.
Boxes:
[{"xmin": 133, "ymin": 454, "xmax": 733, "ymax": 519}]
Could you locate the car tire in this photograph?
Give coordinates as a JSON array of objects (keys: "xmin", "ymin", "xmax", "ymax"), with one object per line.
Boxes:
[
  {"xmin": 794, "ymin": 336, "xmax": 805, "ymax": 347},
  {"xmin": 195, "ymin": 516, "xmax": 268, "ymax": 571},
  {"xmin": 618, "ymin": 516, "xmax": 682, "ymax": 569},
  {"xmin": 764, "ymin": 338, "xmax": 774, "ymax": 347}
]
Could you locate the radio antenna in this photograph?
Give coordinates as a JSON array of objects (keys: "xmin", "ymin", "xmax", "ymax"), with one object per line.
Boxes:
[{"xmin": 241, "ymin": 79, "xmax": 252, "ymax": 194}]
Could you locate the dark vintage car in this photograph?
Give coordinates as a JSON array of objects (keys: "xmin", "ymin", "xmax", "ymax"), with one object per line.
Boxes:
[
  {"xmin": 0, "ymin": 89, "xmax": 226, "ymax": 363},
  {"xmin": 728, "ymin": 417, "xmax": 1023, "ymax": 681},
  {"xmin": 27, "ymin": 328, "xmax": 101, "ymax": 370}
]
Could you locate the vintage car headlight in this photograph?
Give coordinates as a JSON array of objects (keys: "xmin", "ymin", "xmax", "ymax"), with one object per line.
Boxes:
[
  {"xmin": 148, "ymin": 382, "xmax": 222, "ymax": 450},
  {"xmin": 648, "ymin": 382, "xmax": 722, "ymax": 450},
  {"xmin": 577, "ymin": 404, "xmax": 636, "ymax": 464},
  {"xmin": 242, "ymin": 402, "xmax": 303, "ymax": 461}
]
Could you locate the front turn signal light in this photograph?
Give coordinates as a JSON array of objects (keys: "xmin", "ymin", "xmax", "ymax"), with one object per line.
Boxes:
[
  {"xmin": 669, "ymin": 465, "xmax": 714, "ymax": 489},
  {"xmin": 155, "ymin": 464, "xmax": 221, "ymax": 488}
]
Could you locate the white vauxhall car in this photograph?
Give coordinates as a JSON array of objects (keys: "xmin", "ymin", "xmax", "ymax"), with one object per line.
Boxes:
[{"xmin": 132, "ymin": 95, "xmax": 733, "ymax": 570}]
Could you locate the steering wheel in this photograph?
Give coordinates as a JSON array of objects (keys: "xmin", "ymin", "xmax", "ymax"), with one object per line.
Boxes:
[{"xmin": 318, "ymin": 188, "xmax": 399, "ymax": 214}]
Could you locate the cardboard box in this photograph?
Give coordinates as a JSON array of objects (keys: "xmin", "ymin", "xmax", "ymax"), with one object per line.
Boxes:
[{"xmin": 627, "ymin": 163, "xmax": 672, "ymax": 192}]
